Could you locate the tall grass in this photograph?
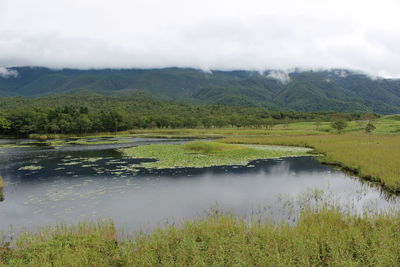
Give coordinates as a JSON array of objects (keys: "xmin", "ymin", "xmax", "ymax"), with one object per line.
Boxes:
[
  {"xmin": 1, "ymin": 221, "xmax": 118, "ymax": 266},
  {"xmin": 219, "ymin": 134, "xmax": 400, "ymax": 193},
  {"xmin": 1, "ymin": 208, "xmax": 400, "ymax": 266}
]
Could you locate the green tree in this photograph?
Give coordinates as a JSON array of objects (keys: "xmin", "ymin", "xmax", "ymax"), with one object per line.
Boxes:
[
  {"xmin": 0, "ymin": 117, "xmax": 11, "ymax": 133},
  {"xmin": 331, "ymin": 120, "xmax": 348, "ymax": 134},
  {"xmin": 76, "ymin": 114, "xmax": 92, "ymax": 133},
  {"xmin": 364, "ymin": 122, "xmax": 376, "ymax": 135}
]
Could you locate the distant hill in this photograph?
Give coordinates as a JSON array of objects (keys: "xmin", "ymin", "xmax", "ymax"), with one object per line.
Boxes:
[{"xmin": 1, "ymin": 67, "xmax": 400, "ymax": 114}]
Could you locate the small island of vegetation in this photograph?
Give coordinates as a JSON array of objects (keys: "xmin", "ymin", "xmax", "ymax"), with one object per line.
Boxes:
[{"xmin": 119, "ymin": 141, "xmax": 310, "ymax": 169}]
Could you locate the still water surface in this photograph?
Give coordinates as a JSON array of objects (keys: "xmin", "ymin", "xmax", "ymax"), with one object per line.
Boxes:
[{"xmin": 0, "ymin": 138, "xmax": 398, "ymax": 233}]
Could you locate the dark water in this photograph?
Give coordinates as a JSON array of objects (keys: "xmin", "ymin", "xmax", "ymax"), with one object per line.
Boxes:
[{"xmin": 0, "ymin": 138, "xmax": 398, "ymax": 234}]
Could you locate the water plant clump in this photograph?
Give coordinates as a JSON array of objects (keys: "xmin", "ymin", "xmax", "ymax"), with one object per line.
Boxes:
[
  {"xmin": 119, "ymin": 141, "xmax": 310, "ymax": 169},
  {"xmin": 67, "ymin": 139, "xmax": 132, "ymax": 145},
  {"xmin": 18, "ymin": 165, "xmax": 44, "ymax": 171}
]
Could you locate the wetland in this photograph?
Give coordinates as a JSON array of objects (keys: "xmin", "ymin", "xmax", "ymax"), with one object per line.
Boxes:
[{"xmin": 0, "ymin": 137, "xmax": 398, "ymax": 234}]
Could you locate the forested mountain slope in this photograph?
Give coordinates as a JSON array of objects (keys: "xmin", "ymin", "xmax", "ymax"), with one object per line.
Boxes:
[{"xmin": 1, "ymin": 67, "xmax": 399, "ymax": 113}]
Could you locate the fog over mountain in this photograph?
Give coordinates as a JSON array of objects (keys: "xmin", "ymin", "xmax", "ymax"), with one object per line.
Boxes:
[{"xmin": 1, "ymin": 0, "xmax": 400, "ymax": 78}]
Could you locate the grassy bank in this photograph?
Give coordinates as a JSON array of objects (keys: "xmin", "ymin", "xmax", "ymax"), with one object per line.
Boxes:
[
  {"xmin": 219, "ymin": 134, "xmax": 400, "ymax": 193},
  {"xmin": 25, "ymin": 115, "xmax": 400, "ymax": 140},
  {"xmin": 1, "ymin": 208, "xmax": 400, "ymax": 266},
  {"xmin": 119, "ymin": 141, "xmax": 310, "ymax": 169}
]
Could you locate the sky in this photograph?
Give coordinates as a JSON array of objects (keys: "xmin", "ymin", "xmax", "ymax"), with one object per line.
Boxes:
[{"xmin": 1, "ymin": 0, "xmax": 400, "ymax": 77}]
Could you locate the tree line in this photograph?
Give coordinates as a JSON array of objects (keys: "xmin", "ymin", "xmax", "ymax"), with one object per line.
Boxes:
[{"xmin": 0, "ymin": 94, "xmax": 379, "ymax": 136}]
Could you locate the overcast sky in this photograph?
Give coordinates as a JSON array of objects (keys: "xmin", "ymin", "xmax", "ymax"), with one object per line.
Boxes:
[{"xmin": 1, "ymin": 0, "xmax": 400, "ymax": 77}]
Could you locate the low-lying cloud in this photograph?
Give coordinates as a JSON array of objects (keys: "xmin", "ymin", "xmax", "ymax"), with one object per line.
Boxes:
[
  {"xmin": 1, "ymin": 0, "xmax": 400, "ymax": 78},
  {"xmin": 266, "ymin": 70, "xmax": 292, "ymax": 84},
  {"xmin": 0, "ymin": 67, "xmax": 18, "ymax": 78}
]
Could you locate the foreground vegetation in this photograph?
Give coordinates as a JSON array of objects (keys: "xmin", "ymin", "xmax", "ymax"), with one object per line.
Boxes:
[
  {"xmin": 1, "ymin": 206, "xmax": 400, "ymax": 266},
  {"xmin": 119, "ymin": 141, "xmax": 310, "ymax": 169}
]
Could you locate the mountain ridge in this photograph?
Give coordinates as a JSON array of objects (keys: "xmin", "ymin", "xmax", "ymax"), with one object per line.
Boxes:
[{"xmin": 1, "ymin": 67, "xmax": 399, "ymax": 114}]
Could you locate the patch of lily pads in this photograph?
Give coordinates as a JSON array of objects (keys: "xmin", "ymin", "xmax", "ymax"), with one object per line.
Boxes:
[
  {"xmin": 66, "ymin": 139, "xmax": 133, "ymax": 145},
  {"xmin": 18, "ymin": 165, "xmax": 44, "ymax": 171},
  {"xmin": 0, "ymin": 143, "xmax": 34, "ymax": 149},
  {"xmin": 119, "ymin": 141, "xmax": 311, "ymax": 169},
  {"xmin": 46, "ymin": 139, "xmax": 133, "ymax": 147}
]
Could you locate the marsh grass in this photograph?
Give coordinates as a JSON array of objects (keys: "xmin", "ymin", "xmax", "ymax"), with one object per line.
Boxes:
[
  {"xmin": 1, "ymin": 202, "xmax": 400, "ymax": 266},
  {"xmin": 220, "ymin": 134, "xmax": 400, "ymax": 193}
]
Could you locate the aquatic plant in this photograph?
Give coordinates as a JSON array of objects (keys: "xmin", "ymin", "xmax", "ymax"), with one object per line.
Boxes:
[
  {"xmin": 18, "ymin": 165, "xmax": 44, "ymax": 171},
  {"xmin": 120, "ymin": 142, "xmax": 309, "ymax": 169},
  {"xmin": 184, "ymin": 141, "xmax": 246, "ymax": 153},
  {"xmin": 67, "ymin": 139, "xmax": 132, "ymax": 145},
  {"xmin": 0, "ymin": 143, "xmax": 34, "ymax": 149}
]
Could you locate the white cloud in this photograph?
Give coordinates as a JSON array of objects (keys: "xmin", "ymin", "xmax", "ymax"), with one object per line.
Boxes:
[
  {"xmin": 1, "ymin": 0, "xmax": 400, "ymax": 77},
  {"xmin": 266, "ymin": 70, "xmax": 291, "ymax": 84},
  {"xmin": 334, "ymin": 70, "xmax": 349, "ymax": 78},
  {"xmin": 0, "ymin": 67, "xmax": 18, "ymax": 78}
]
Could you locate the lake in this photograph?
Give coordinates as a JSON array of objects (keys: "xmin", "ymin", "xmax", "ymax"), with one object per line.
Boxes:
[{"xmin": 0, "ymin": 137, "xmax": 398, "ymax": 235}]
